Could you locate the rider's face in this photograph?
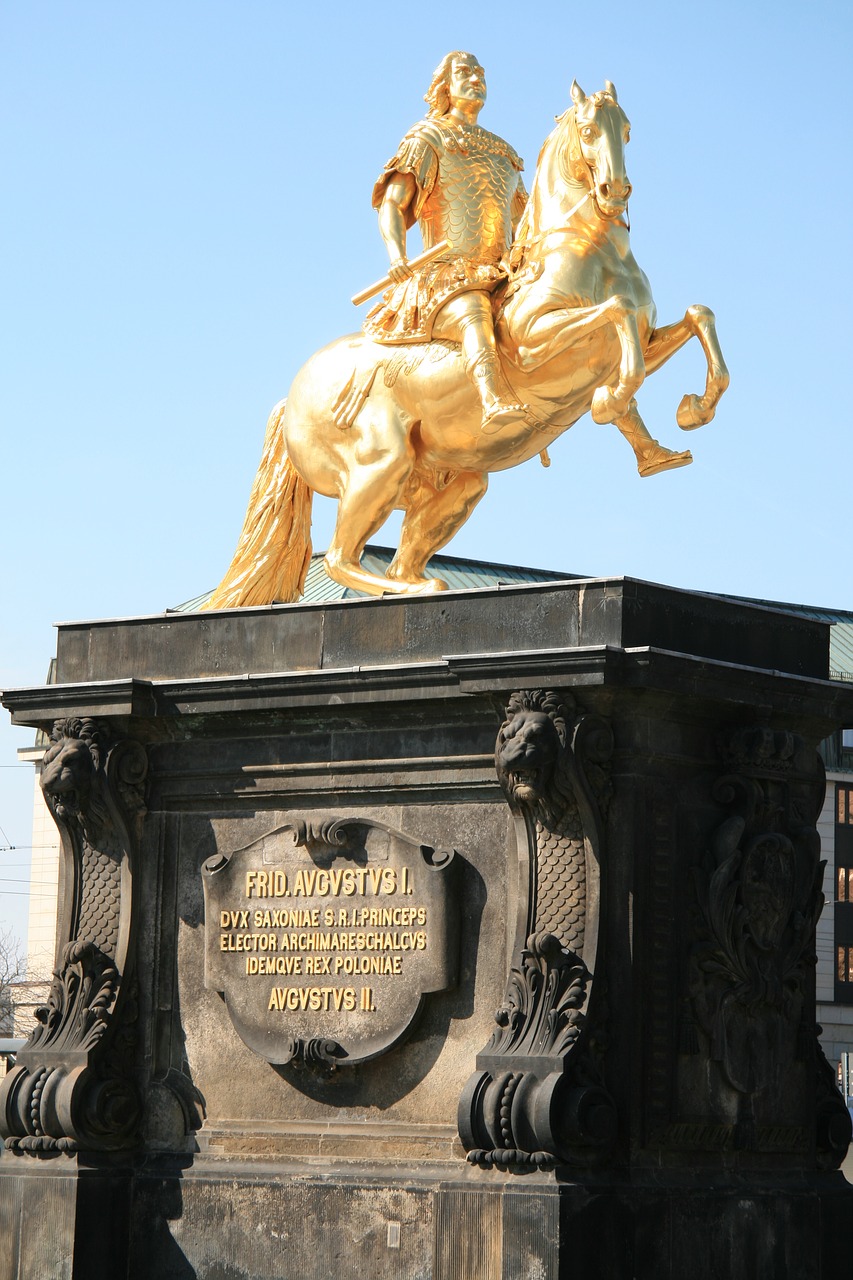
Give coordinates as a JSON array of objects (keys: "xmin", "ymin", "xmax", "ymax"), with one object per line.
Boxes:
[{"xmin": 447, "ymin": 58, "xmax": 486, "ymax": 111}]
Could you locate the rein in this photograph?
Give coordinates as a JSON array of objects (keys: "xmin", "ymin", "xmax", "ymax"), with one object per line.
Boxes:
[{"xmin": 516, "ymin": 190, "xmax": 593, "ymax": 254}]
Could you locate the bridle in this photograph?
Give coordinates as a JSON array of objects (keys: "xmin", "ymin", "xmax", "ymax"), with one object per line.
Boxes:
[{"xmin": 509, "ymin": 103, "xmax": 630, "ymax": 271}]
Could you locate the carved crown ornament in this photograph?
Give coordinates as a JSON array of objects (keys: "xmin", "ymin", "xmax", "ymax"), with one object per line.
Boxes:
[
  {"xmin": 0, "ymin": 718, "xmax": 147, "ymax": 1154},
  {"xmin": 459, "ymin": 689, "xmax": 617, "ymax": 1169}
]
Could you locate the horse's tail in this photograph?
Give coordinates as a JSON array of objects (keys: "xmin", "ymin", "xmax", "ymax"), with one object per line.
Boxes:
[{"xmin": 203, "ymin": 399, "xmax": 313, "ymax": 610}]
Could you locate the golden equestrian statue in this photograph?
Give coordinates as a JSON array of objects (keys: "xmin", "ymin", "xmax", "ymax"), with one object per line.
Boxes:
[{"xmin": 204, "ymin": 52, "xmax": 728, "ymax": 609}]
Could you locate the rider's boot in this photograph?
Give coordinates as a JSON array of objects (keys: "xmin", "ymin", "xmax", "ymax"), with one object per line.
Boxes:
[
  {"xmin": 466, "ymin": 351, "xmax": 528, "ymax": 434},
  {"xmin": 448, "ymin": 294, "xmax": 529, "ymax": 434},
  {"xmin": 614, "ymin": 399, "xmax": 693, "ymax": 477}
]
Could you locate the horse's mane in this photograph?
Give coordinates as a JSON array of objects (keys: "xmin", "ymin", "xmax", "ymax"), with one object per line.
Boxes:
[
  {"xmin": 511, "ymin": 88, "xmax": 620, "ymax": 256},
  {"xmin": 511, "ymin": 107, "xmax": 581, "ymax": 254}
]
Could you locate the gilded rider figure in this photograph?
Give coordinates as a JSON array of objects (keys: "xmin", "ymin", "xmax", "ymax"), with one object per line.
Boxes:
[{"xmin": 365, "ymin": 51, "xmax": 530, "ymax": 432}]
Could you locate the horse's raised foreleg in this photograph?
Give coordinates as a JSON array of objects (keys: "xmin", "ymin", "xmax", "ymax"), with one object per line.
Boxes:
[
  {"xmin": 589, "ymin": 298, "xmax": 645, "ymax": 424},
  {"xmin": 644, "ymin": 305, "xmax": 729, "ymax": 429},
  {"xmin": 612, "ymin": 398, "xmax": 693, "ymax": 478},
  {"xmin": 505, "ymin": 293, "xmax": 644, "ymax": 423},
  {"xmin": 388, "ymin": 470, "xmax": 489, "ymax": 584},
  {"xmin": 323, "ymin": 410, "xmax": 447, "ymax": 598}
]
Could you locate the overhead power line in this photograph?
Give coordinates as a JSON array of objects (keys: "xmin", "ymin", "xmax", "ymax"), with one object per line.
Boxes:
[{"xmin": 0, "ymin": 889, "xmax": 60, "ymax": 898}]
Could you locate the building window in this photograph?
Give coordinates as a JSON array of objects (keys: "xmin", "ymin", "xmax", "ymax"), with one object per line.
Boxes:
[
  {"xmin": 838, "ymin": 785, "xmax": 853, "ymax": 825},
  {"xmin": 838, "ymin": 867, "xmax": 853, "ymax": 902},
  {"xmin": 839, "ymin": 947, "xmax": 853, "ymax": 983},
  {"xmin": 835, "ymin": 785, "xmax": 853, "ymax": 1002}
]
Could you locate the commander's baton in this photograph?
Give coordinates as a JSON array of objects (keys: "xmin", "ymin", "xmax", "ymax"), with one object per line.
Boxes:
[{"xmin": 351, "ymin": 240, "xmax": 452, "ymax": 307}]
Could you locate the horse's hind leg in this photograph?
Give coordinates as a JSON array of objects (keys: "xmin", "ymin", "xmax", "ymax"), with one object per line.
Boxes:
[
  {"xmin": 644, "ymin": 305, "xmax": 730, "ymax": 429},
  {"xmin": 387, "ymin": 470, "xmax": 489, "ymax": 584},
  {"xmin": 324, "ymin": 412, "xmax": 447, "ymax": 598},
  {"xmin": 613, "ymin": 398, "xmax": 693, "ymax": 478}
]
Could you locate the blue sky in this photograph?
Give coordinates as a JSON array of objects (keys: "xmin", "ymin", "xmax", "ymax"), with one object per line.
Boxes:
[{"xmin": 1, "ymin": 1, "xmax": 851, "ymax": 944}]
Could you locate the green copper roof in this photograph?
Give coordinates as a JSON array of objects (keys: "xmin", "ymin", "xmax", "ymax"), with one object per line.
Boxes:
[{"xmin": 173, "ymin": 545, "xmax": 581, "ymax": 613}]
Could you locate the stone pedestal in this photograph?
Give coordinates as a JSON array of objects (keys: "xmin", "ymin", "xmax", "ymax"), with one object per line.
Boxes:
[{"xmin": 2, "ymin": 577, "xmax": 852, "ymax": 1278}]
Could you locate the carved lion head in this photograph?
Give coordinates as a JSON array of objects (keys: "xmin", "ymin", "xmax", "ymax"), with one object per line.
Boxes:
[
  {"xmin": 495, "ymin": 690, "xmax": 575, "ymax": 813},
  {"xmin": 41, "ymin": 719, "xmax": 107, "ymax": 821}
]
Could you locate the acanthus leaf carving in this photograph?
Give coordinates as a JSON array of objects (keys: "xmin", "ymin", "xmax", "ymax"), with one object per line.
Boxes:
[
  {"xmin": 27, "ymin": 940, "xmax": 119, "ymax": 1056},
  {"xmin": 487, "ymin": 932, "xmax": 589, "ymax": 1059}
]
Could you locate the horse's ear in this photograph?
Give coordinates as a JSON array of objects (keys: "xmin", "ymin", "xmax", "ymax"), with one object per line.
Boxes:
[
  {"xmin": 605, "ymin": 79, "xmax": 618, "ymax": 103},
  {"xmin": 570, "ymin": 80, "xmax": 586, "ymax": 107}
]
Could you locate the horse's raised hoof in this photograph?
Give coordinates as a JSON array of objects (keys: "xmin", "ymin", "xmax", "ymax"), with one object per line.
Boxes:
[
  {"xmin": 676, "ymin": 393, "xmax": 714, "ymax": 430},
  {"xmin": 591, "ymin": 386, "xmax": 625, "ymax": 424},
  {"xmin": 638, "ymin": 447, "xmax": 693, "ymax": 478}
]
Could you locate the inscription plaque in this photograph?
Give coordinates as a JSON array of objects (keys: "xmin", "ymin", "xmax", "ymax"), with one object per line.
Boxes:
[{"xmin": 202, "ymin": 816, "xmax": 460, "ymax": 1066}]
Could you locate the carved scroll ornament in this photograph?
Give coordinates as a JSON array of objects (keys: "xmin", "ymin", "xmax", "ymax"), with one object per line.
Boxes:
[
  {"xmin": 459, "ymin": 690, "xmax": 616, "ymax": 1168},
  {"xmin": 0, "ymin": 719, "xmax": 146, "ymax": 1153}
]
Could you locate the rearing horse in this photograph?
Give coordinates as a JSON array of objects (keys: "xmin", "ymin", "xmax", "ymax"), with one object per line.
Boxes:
[{"xmin": 204, "ymin": 80, "xmax": 728, "ymax": 609}]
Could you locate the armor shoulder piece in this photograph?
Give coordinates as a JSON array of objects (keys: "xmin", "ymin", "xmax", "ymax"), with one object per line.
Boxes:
[{"xmin": 371, "ymin": 120, "xmax": 441, "ymax": 223}]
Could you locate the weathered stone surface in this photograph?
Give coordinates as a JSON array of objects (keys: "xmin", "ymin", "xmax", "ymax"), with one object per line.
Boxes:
[{"xmin": 45, "ymin": 576, "xmax": 828, "ymax": 687}]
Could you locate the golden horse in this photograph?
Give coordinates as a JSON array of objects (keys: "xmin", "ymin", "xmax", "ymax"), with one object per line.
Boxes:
[{"xmin": 205, "ymin": 81, "xmax": 728, "ymax": 609}]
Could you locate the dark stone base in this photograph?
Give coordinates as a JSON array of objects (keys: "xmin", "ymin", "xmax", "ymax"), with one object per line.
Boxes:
[
  {"xmin": 4, "ymin": 579, "xmax": 853, "ymax": 1278},
  {"xmin": 132, "ymin": 1166, "xmax": 853, "ymax": 1280},
  {"xmin": 0, "ymin": 1158, "xmax": 130, "ymax": 1280},
  {"xmin": 5, "ymin": 1158, "xmax": 850, "ymax": 1280}
]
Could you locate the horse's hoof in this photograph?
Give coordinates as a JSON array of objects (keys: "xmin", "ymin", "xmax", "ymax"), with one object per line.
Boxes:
[
  {"xmin": 384, "ymin": 567, "xmax": 448, "ymax": 594},
  {"xmin": 415, "ymin": 577, "xmax": 448, "ymax": 594},
  {"xmin": 591, "ymin": 387, "xmax": 620, "ymax": 424},
  {"xmin": 638, "ymin": 448, "xmax": 693, "ymax": 477},
  {"xmin": 677, "ymin": 394, "xmax": 713, "ymax": 430}
]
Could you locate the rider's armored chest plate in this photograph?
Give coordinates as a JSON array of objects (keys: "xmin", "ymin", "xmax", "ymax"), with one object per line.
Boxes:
[{"xmin": 420, "ymin": 126, "xmax": 520, "ymax": 264}]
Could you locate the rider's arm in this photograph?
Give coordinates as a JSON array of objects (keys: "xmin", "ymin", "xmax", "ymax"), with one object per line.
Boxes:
[{"xmin": 378, "ymin": 173, "xmax": 417, "ymax": 282}]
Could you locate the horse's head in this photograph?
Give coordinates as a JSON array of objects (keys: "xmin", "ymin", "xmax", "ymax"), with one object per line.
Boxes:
[
  {"xmin": 515, "ymin": 80, "xmax": 633, "ymax": 249},
  {"xmin": 566, "ymin": 80, "xmax": 632, "ymax": 220}
]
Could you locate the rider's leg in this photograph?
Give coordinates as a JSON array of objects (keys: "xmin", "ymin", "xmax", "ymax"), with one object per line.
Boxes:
[
  {"xmin": 388, "ymin": 469, "xmax": 489, "ymax": 583},
  {"xmin": 643, "ymin": 305, "xmax": 730, "ymax": 429},
  {"xmin": 433, "ymin": 292, "xmax": 527, "ymax": 432},
  {"xmin": 612, "ymin": 398, "xmax": 693, "ymax": 478}
]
